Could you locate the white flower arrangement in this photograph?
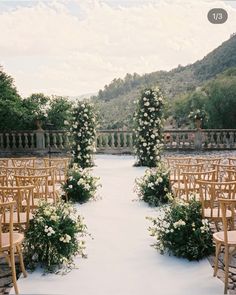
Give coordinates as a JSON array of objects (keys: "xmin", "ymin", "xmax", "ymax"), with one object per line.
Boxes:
[
  {"xmin": 63, "ymin": 163, "xmax": 100, "ymax": 203},
  {"xmin": 24, "ymin": 200, "xmax": 89, "ymax": 273},
  {"xmin": 134, "ymin": 87, "xmax": 164, "ymax": 167},
  {"xmin": 147, "ymin": 199, "xmax": 214, "ymax": 260}
]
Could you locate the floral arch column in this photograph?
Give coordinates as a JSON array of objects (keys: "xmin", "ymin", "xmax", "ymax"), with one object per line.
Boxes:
[{"xmin": 134, "ymin": 88, "xmax": 164, "ymax": 167}]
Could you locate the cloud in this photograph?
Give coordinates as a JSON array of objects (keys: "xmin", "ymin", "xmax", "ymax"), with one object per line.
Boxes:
[{"xmin": 0, "ymin": 0, "xmax": 236, "ymax": 97}]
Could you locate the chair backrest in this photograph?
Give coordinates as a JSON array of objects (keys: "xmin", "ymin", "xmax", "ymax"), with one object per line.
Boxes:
[
  {"xmin": 0, "ymin": 186, "xmax": 33, "ymax": 229},
  {"xmin": 15, "ymin": 174, "xmax": 50, "ymax": 206},
  {"xmin": 0, "ymin": 159, "xmax": 9, "ymax": 167},
  {"xmin": 165, "ymin": 157, "xmax": 192, "ymax": 168},
  {"xmin": 0, "ymin": 166, "xmax": 29, "ymax": 186},
  {"xmin": 195, "ymin": 157, "xmax": 221, "ymax": 170},
  {"xmin": 43, "ymin": 158, "xmax": 69, "ymax": 184},
  {"xmin": 197, "ymin": 180, "xmax": 236, "ymax": 220},
  {"xmin": 182, "ymin": 170, "xmax": 216, "ymax": 201},
  {"xmin": 11, "ymin": 157, "xmax": 36, "ymax": 168},
  {"xmin": 219, "ymin": 198, "xmax": 236, "ymax": 244},
  {"xmin": 228, "ymin": 158, "xmax": 236, "ymax": 166},
  {"xmin": 213, "ymin": 164, "xmax": 236, "ymax": 182},
  {"xmin": 0, "ymin": 201, "xmax": 15, "ymax": 251}
]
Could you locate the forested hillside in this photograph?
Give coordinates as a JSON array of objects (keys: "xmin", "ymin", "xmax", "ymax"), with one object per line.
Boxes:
[{"xmin": 93, "ymin": 35, "xmax": 236, "ymax": 129}]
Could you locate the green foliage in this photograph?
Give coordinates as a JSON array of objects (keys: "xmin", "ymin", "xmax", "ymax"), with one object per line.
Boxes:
[
  {"xmin": 0, "ymin": 66, "xmax": 26, "ymax": 130},
  {"xmin": 148, "ymin": 199, "xmax": 214, "ymax": 260},
  {"xmin": 135, "ymin": 163, "xmax": 172, "ymax": 206},
  {"xmin": 22, "ymin": 93, "xmax": 50, "ymax": 128},
  {"xmin": 92, "ymin": 36, "xmax": 236, "ymax": 129},
  {"xmin": 204, "ymin": 70, "xmax": 236, "ymax": 128},
  {"xmin": 24, "ymin": 201, "xmax": 88, "ymax": 272},
  {"xmin": 47, "ymin": 96, "xmax": 73, "ymax": 130},
  {"xmin": 63, "ymin": 164, "xmax": 100, "ymax": 203},
  {"xmin": 134, "ymin": 88, "xmax": 164, "ymax": 167},
  {"xmin": 71, "ymin": 100, "xmax": 97, "ymax": 168}
]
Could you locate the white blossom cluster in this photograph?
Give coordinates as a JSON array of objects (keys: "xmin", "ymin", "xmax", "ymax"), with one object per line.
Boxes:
[{"xmin": 134, "ymin": 88, "xmax": 164, "ymax": 167}]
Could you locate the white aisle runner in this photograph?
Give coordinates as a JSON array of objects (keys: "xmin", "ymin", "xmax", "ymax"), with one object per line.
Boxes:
[{"xmin": 13, "ymin": 155, "xmax": 223, "ymax": 295}]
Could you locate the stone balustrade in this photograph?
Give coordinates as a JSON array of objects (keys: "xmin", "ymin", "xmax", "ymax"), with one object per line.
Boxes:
[{"xmin": 0, "ymin": 129, "xmax": 236, "ymax": 155}]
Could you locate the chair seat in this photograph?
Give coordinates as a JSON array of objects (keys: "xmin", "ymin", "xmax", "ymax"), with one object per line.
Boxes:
[
  {"xmin": 1, "ymin": 232, "xmax": 24, "ymax": 249},
  {"xmin": 204, "ymin": 208, "xmax": 232, "ymax": 218},
  {"xmin": 3, "ymin": 212, "xmax": 33, "ymax": 224},
  {"xmin": 213, "ymin": 231, "xmax": 236, "ymax": 245}
]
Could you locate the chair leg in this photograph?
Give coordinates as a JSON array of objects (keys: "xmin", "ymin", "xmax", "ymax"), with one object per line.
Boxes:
[
  {"xmin": 214, "ymin": 242, "xmax": 221, "ymax": 277},
  {"xmin": 16, "ymin": 244, "xmax": 27, "ymax": 278},
  {"xmin": 10, "ymin": 247, "xmax": 19, "ymax": 295},
  {"xmin": 224, "ymin": 246, "xmax": 229, "ymax": 294}
]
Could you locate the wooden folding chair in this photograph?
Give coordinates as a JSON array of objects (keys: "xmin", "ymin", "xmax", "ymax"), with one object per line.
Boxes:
[
  {"xmin": 213, "ymin": 198, "xmax": 236, "ymax": 294},
  {"xmin": 0, "ymin": 201, "xmax": 27, "ymax": 294},
  {"xmin": 197, "ymin": 180, "xmax": 236, "ymax": 229},
  {"xmin": 180, "ymin": 170, "xmax": 216, "ymax": 202},
  {"xmin": 0, "ymin": 186, "xmax": 34, "ymax": 231}
]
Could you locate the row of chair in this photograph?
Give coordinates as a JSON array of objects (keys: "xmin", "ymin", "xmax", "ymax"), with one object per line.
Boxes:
[
  {"xmin": 166, "ymin": 156, "xmax": 236, "ymax": 294},
  {"xmin": 0, "ymin": 157, "xmax": 71, "ymax": 294}
]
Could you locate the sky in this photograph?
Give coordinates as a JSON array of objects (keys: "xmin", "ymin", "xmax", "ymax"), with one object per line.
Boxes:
[{"xmin": 0, "ymin": 0, "xmax": 236, "ymax": 98}]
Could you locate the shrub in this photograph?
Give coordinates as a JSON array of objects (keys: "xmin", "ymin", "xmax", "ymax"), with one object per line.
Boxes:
[
  {"xmin": 148, "ymin": 199, "xmax": 214, "ymax": 260},
  {"xmin": 63, "ymin": 163, "xmax": 100, "ymax": 203},
  {"xmin": 24, "ymin": 201, "xmax": 88, "ymax": 272},
  {"xmin": 135, "ymin": 163, "xmax": 172, "ymax": 206}
]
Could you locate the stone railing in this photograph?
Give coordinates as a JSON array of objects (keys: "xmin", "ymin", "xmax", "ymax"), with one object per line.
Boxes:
[
  {"xmin": 0, "ymin": 130, "xmax": 70, "ymax": 155},
  {"xmin": 0, "ymin": 129, "xmax": 236, "ymax": 155}
]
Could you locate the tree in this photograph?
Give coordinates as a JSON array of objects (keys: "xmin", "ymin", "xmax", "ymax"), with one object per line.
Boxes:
[
  {"xmin": 204, "ymin": 71, "xmax": 236, "ymax": 128},
  {"xmin": 0, "ymin": 66, "xmax": 26, "ymax": 130},
  {"xmin": 47, "ymin": 96, "xmax": 73, "ymax": 130}
]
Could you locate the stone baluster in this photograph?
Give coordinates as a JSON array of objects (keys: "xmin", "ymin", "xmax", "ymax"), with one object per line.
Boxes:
[
  {"xmin": 222, "ymin": 131, "xmax": 227, "ymax": 148},
  {"xmin": 105, "ymin": 133, "xmax": 109, "ymax": 148},
  {"xmin": 176, "ymin": 132, "xmax": 180, "ymax": 148},
  {"xmin": 12, "ymin": 133, "xmax": 16, "ymax": 149},
  {"xmin": 64, "ymin": 132, "xmax": 70, "ymax": 149},
  {"xmin": 123, "ymin": 133, "xmax": 127, "ymax": 148},
  {"xmin": 209, "ymin": 132, "xmax": 215, "ymax": 148},
  {"xmin": 111, "ymin": 133, "xmax": 115, "ymax": 148},
  {"xmin": 45, "ymin": 132, "xmax": 50, "ymax": 148},
  {"xmin": 24, "ymin": 133, "xmax": 29, "ymax": 149},
  {"xmin": 5, "ymin": 133, "xmax": 10, "ymax": 149},
  {"xmin": 52, "ymin": 133, "xmax": 57, "ymax": 148},
  {"xmin": 30, "ymin": 133, "xmax": 35, "ymax": 148},
  {"xmin": 58, "ymin": 133, "xmax": 64, "ymax": 149},
  {"xmin": 117, "ymin": 133, "xmax": 121, "ymax": 148},
  {"xmin": 216, "ymin": 132, "xmax": 221, "ymax": 148},
  {"xmin": 18, "ymin": 133, "xmax": 23, "ymax": 149},
  {"xmin": 229, "ymin": 132, "xmax": 234, "ymax": 149}
]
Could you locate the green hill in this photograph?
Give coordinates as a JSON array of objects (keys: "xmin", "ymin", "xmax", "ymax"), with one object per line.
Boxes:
[{"xmin": 93, "ymin": 35, "xmax": 236, "ymax": 129}]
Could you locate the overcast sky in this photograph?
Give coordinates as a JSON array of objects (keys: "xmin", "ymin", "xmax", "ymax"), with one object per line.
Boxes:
[{"xmin": 0, "ymin": 0, "xmax": 236, "ymax": 97}]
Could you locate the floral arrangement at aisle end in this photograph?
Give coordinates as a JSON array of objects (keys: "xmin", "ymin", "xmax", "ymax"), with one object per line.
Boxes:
[
  {"xmin": 188, "ymin": 109, "xmax": 207, "ymax": 121},
  {"xmin": 24, "ymin": 201, "xmax": 89, "ymax": 273},
  {"xmin": 134, "ymin": 87, "xmax": 164, "ymax": 167},
  {"xmin": 63, "ymin": 163, "xmax": 100, "ymax": 203},
  {"xmin": 148, "ymin": 199, "xmax": 214, "ymax": 260},
  {"xmin": 135, "ymin": 163, "xmax": 172, "ymax": 207},
  {"xmin": 71, "ymin": 100, "xmax": 97, "ymax": 168}
]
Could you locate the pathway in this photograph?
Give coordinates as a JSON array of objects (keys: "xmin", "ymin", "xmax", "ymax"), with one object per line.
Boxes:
[{"xmin": 12, "ymin": 155, "xmax": 223, "ymax": 295}]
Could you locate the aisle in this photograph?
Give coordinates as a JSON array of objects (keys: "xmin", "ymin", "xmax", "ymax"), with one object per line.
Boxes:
[{"xmin": 13, "ymin": 155, "xmax": 223, "ymax": 295}]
